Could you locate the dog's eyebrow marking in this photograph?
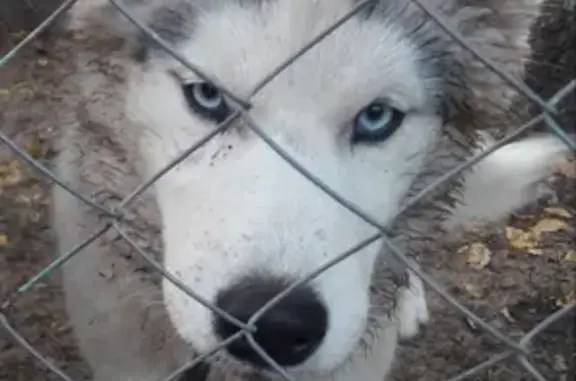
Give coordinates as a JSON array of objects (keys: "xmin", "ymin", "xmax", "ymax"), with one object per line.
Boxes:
[
  {"xmin": 149, "ymin": 1, "xmax": 196, "ymax": 45},
  {"xmin": 133, "ymin": 0, "xmax": 197, "ymax": 61},
  {"xmin": 144, "ymin": 0, "xmax": 269, "ymax": 51}
]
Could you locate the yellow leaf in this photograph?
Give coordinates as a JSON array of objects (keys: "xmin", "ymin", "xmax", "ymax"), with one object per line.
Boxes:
[
  {"xmin": 0, "ymin": 160, "xmax": 23, "ymax": 187},
  {"xmin": 527, "ymin": 248, "xmax": 544, "ymax": 256},
  {"xmin": 530, "ymin": 218, "xmax": 569, "ymax": 238},
  {"xmin": 505, "ymin": 226, "xmax": 539, "ymax": 251},
  {"xmin": 0, "ymin": 234, "xmax": 8, "ymax": 246},
  {"xmin": 556, "ymin": 291, "xmax": 576, "ymax": 307},
  {"xmin": 565, "ymin": 251, "xmax": 576, "ymax": 262},
  {"xmin": 458, "ymin": 242, "xmax": 492, "ymax": 270},
  {"xmin": 505, "ymin": 226, "xmax": 526, "ymax": 242},
  {"xmin": 26, "ymin": 136, "xmax": 46, "ymax": 158},
  {"xmin": 544, "ymin": 207, "xmax": 572, "ymax": 219}
]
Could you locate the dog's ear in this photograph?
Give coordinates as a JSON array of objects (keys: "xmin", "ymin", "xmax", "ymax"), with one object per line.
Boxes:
[
  {"xmin": 456, "ymin": 0, "xmax": 542, "ymax": 89},
  {"xmin": 431, "ymin": 0, "xmax": 544, "ymax": 134}
]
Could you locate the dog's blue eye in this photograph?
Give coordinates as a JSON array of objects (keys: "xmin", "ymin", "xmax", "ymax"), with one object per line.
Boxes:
[
  {"xmin": 352, "ymin": 101, "xmax": 404, "ymax": 143},
  {"xmin": 182, "ymin": 82, "xmax": 231, "ymax": 123}
]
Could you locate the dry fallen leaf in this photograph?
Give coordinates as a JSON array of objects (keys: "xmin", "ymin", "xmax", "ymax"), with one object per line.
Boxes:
[
  {"xmin": 556, "ymin": 290, "xmax": 576, "ymax": 307},
  {"xmin": 0, "ymin": 234, "xmax": 8, "ymax": 246},
  {"xmin": 564, "ymin": 251, "xmax": 576, "ymax": 262},
  {"xmin": 530, "ymin": 218, "xmax": 569, "ymax": 238},
  {"xmin": 26, "ymin": 136, "xmax": 48, "ymax": 159},
  {"xmin": 458, "ymin": 242, "xmax": 492, "ymax": 270},
  {"xmin": 544, "ymin": 207, "xmax": 572, "ymax": 219},
  {"xmin": 506, "ymin": 217, "xmax": 570, "ymax": 255},
  {"xmin": 506, "ymin": 226, "xmax": 540, "ymax": 253},
  {"xmin": 0, "ymin": 160, "xmax": 24, "ymax": 187}
]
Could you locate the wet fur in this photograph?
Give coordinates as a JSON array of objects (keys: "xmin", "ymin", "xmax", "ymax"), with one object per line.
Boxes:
[{"xmin": 51, "ymin": 1, "xmax": 572, "ymax": 381}]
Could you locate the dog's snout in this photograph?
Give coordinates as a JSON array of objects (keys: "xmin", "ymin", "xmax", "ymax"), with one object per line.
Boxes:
[{"xmin": 213, "ymin": 276, "xmax": 328, "ymax": 368}]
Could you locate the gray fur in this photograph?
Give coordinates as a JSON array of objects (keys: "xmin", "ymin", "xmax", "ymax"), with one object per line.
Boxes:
[{"xmin": 51, "ymin": 1, "xmax": 570, "ymax": 381}]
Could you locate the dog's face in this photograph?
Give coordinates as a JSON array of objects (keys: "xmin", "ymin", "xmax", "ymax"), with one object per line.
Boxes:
[{"xmin": 121, "ymin": 0, "xmax": 539, "ymax": 376}]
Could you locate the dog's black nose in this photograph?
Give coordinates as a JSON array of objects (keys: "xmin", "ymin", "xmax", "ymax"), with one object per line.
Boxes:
[{"xmin": 213, "ymin": 276, "xmax": 328, "ymax": 368}]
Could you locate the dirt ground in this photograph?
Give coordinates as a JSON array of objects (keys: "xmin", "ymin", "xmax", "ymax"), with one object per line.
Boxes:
[{"xmin": 0, "ymin": 2, "xmax": 574, "ymax": 381}]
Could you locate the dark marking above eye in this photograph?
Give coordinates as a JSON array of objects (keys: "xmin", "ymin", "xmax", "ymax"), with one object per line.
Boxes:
[{"xmin": 148, "ymin": 2, "xmax": 196, "ymax": 45}]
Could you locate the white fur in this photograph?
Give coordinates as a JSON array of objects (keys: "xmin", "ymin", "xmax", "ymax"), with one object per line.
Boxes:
[
  {"xmin": 127, "ymin": 2, "xmax": 435, "ymax": 373},
  {"xmin": 396, "ymin": 271, "xmax": 430, "ymax": 339},
  {"xmin": 445, "ymin": 134, "xmax": 571, "ymax": 229},
  {"xmin": 52, "ymin": 0, "xmax": 573, "ymax": 380}
]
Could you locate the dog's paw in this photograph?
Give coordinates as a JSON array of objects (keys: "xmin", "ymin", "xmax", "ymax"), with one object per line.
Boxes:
[
  {"xmin": 444, "ymin": 133, "xmax": 573, "ymax": 230},
  {"xmin": 395, "ymin": 271, "xmax": 429, "ymax": 340}
]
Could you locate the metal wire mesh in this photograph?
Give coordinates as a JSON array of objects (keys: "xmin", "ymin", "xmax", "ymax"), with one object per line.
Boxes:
[{"xmin": 0, "ymin": 1, "xmax": 574, "ymax": 381}]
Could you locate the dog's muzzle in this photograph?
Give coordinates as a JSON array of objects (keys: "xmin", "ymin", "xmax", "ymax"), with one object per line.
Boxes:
[{"xmin": 213, "ymin": 275, "xmax": 328, "ymax": 368}]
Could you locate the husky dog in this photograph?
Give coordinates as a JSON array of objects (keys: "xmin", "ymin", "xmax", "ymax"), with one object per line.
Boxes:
[{"xmin": 52, "ymin": 1, "xmax": 572, "ymax": 380}]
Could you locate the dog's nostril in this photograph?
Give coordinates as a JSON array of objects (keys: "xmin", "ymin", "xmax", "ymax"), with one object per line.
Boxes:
[
  {"xmin": 294, "ymin": 337, "xmax": 313, "ymax": 349},
  {"xmin": 213, "ymin": 275, "xmax": 328, "ymax": 368}
]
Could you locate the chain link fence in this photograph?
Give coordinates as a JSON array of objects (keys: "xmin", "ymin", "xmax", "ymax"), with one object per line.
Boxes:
[{"xmin": 0, "ymin": 0, "xmax": 574, "ymax": 380}]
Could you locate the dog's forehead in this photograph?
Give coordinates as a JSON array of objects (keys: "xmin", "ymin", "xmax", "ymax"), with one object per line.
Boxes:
[{"xmin": 162, "ymin": 0, "xmax": 430, "ymax": 111}]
